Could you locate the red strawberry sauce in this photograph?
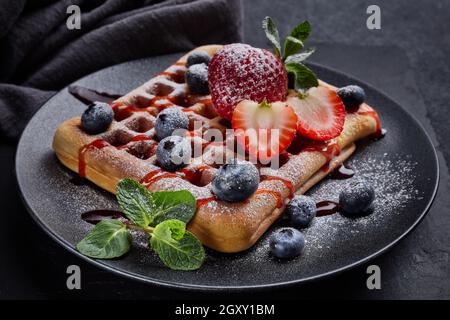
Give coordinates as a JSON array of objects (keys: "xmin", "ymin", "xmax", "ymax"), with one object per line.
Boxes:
[{"xmin": 78, "ymin": 139, "xmax": 109, "ymax": 177}]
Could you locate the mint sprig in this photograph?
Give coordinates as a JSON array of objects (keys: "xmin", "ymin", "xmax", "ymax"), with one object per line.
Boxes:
[
  {"xmin": 151, "ymin": 190, "xmax": 196, "ymax": 225},
  {"xmin": 77, "ymin": 179, "xmax": 205, "ymax": 271},
  {"xmin": 150, "ymin": 220, "xmax": 205, "ymax": 271},
  {"xmin": 116, "ymin": 179, "xmax": 153, "ymax": 227},
  {"xmin": 263, "ymin": 17, "xmax": 318, "ymax": 91},
  {"xmin": 117, "ymin": 179, "xmax": 196, "ymax": 226},
  {"xmin": 76, "ymin": 219, "xmax": 131, "ymax": 259}
]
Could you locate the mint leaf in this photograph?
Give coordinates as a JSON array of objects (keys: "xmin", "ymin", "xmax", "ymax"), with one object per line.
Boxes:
[
  {"xmin": 285, "ymin": 47, "xmax": 315, "ymax": 64},
  {"xmin": 283, "ymin": 36, "xmax": 303, "ymax": 60},
  {"xmin": 262, "ymin": 16, "xmax": 281, "ymax": 58},
  {"xmin": 153, "ymin": 219, "xmax": 186, "ymax": 240},
  {"xmin": 290, "ymin": 20, "xmax": 311, "ymax": 42},
  {"xmin": 285, "ymin": 62, "xmax": 319, "ymax": 90},
  {"xmin": 150, "ymin": 219, "xmax": 205, "ymax": 271},
  {"xmin": 116, "ymin": 179, "xmax": 153, "ymax": 227},
  {"xmin": 150, "ymin": 190, "xmax": 196, "ymax": 226},
  {"xmin": 76, "ymin": 219, "xmax": 131, "ymax": 259}
]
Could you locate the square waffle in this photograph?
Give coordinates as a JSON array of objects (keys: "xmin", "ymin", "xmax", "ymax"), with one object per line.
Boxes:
[{"xmin": 53, "ymin": 45, "xmax": 380, "ymax": 253}]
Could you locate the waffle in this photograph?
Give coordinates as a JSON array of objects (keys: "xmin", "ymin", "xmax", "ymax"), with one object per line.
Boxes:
[{"xmin": 53, "ymin": 45, "xmax": 380, "ymax": 253}]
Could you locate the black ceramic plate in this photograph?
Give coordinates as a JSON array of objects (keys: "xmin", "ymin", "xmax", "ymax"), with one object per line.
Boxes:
[{"xmin": 16, "ymin": 52, "xmax": 438, "ymax": 291}]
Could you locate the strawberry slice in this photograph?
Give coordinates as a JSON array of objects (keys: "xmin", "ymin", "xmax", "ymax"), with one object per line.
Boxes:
[
  {"xmin": 286, "ymin": 86, "xmax": 346, "ymax": 141},
  {"xmin": 232, "ymin": 100, "xmax": 298, "ymax": 162}
]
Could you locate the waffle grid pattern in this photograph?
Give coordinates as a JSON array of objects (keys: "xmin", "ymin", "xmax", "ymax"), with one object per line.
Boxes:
[
  {"xmin": 81, "ymin": 55, "xmax": 311, "ymax": 194},
  {"xmin": 54, "ymin": 45, "xmax": 379, "ymax": 252}
]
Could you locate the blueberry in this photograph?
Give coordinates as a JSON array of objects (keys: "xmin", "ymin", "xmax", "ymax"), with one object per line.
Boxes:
[
  {"xmin": 186, "ymin": 63, "xmax": 209, "ymax": 94},
  {"xmin": 361, "ymin": 203, "xmax": 375, "ymax": 215},
  {"xmin": 156, "ymin": 136, "xmax": 191, "ymax": 172},
  {"xmin": 155, "ymin": 108, "xmax": 189, "ymax": 141},
  {"xmin": 81, "ymin": 102, "xmax": 114, "ymax": 134},
  {"xmin": 211, "ymin": 158, "xmax": 259, "ymax": 202},
  {"xmin": 339, "ymin": 180, "xmax": 375, "ymax": 215},
  {"xmin": 286, "ymin": 195, "xmax": 316, "ymax": 228},
  {"xmin": 270, "ymin": 228, "xmax": 305, "ymax": 259},
  {"xmin": 186, "ymin": 51, "xmax": 211, "ymax": 67},
  {"xmin": 337, "ymin": 85, "xmax": 366, "ymax": 111}
]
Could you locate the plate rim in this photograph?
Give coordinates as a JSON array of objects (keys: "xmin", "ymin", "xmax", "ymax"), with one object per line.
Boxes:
[{"xmin": 15, "ymin": 56, "xmax": 440, "ymax": 292}]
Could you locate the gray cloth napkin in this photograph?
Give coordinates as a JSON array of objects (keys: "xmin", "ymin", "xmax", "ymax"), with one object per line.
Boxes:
[{"xmin": 0, "ymin": 0, "xmax": 243, "ymax": 141}]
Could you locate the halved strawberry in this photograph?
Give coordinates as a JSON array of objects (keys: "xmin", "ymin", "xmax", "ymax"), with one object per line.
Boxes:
[
  {"xmin": 232, "ymin": 100, "xmax": 298, "ymax": 162},
  {"xmin": 286, "ymin": 86, "xmax": 346, "ymax": 141}
]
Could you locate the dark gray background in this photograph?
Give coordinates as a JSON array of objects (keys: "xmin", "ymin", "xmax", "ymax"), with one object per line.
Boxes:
[{"xmin": 1, "ymin": 0, "xmax": 449, "ymax": 299}]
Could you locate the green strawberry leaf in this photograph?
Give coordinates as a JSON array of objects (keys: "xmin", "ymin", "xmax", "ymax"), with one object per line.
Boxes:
[
  {"xmin": 283, "ymin": 36, "xmax": 304, "ymax": 60},
  {"xmin": 116, "ymin": 179, "xmax": 153, "ymax": 227},
  {"xmin": 290, "ymin": 20, "xmax": 311, "ymax": 42},
  {"xmin": 150, "ymin": 219, "xmax": 205, "ymax": 271},
  {"xmin": 150, "ymin": 190, "xmax": 197, "ymax": 226},
  {"xmin": 261, "ymin": 18, "xmax": 316, "ymax": 91},
  {"xmin": 285, "ymin": 62, "xmax": 319, "ymax": 90},
  {"xmin": 285, "ymin": 47, "xmax": 316, "ymax": 64},
  {"xmin": 262, "ymin": 16, "xmax": 281, "ymax": 58},
  {"xmin": 76, "ymin": 219, "xmax": 131, "ymax": 259}
]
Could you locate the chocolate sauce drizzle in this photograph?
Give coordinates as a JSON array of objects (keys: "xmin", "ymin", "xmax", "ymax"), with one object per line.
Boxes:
[
  {"xmin": 81, "ymin": 210, "xmax": 126, "ymax": 224},
  {"xmin": 316, "ymin": 200, "xmax": 340, "ymax": 217},
  {"xmin": 68, "ymin": 85, "xmax": 122, "ymax": 105},
  {"xmin": 328, "ymin": 163, "xmax": 355, "ymax": 180}
]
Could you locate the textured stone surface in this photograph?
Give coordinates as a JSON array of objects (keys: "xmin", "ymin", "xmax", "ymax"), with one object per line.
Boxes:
[{"xmin": 1, "ymin": 0, "xmax": 449, "ymax": 299}]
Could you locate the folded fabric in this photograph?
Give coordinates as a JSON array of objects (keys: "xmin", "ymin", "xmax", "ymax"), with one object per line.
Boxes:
[{"xmin": 0, "ymin": 0, "xmax": 243, "ymax": 141}]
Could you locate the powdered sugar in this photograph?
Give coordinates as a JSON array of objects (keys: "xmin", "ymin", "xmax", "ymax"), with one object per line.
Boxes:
[
  {"xmin": 309, "ymin": 153, "xmax": 419, "ymax": 214},
  {"xmin": 300, "ymin": 153, "xmax": 420, "ymax": 248}
]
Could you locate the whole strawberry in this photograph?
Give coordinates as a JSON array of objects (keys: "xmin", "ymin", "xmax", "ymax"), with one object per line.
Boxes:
[{"xmin": 208, "ymin": 44, "xmax": 288, "ymax": 120}]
